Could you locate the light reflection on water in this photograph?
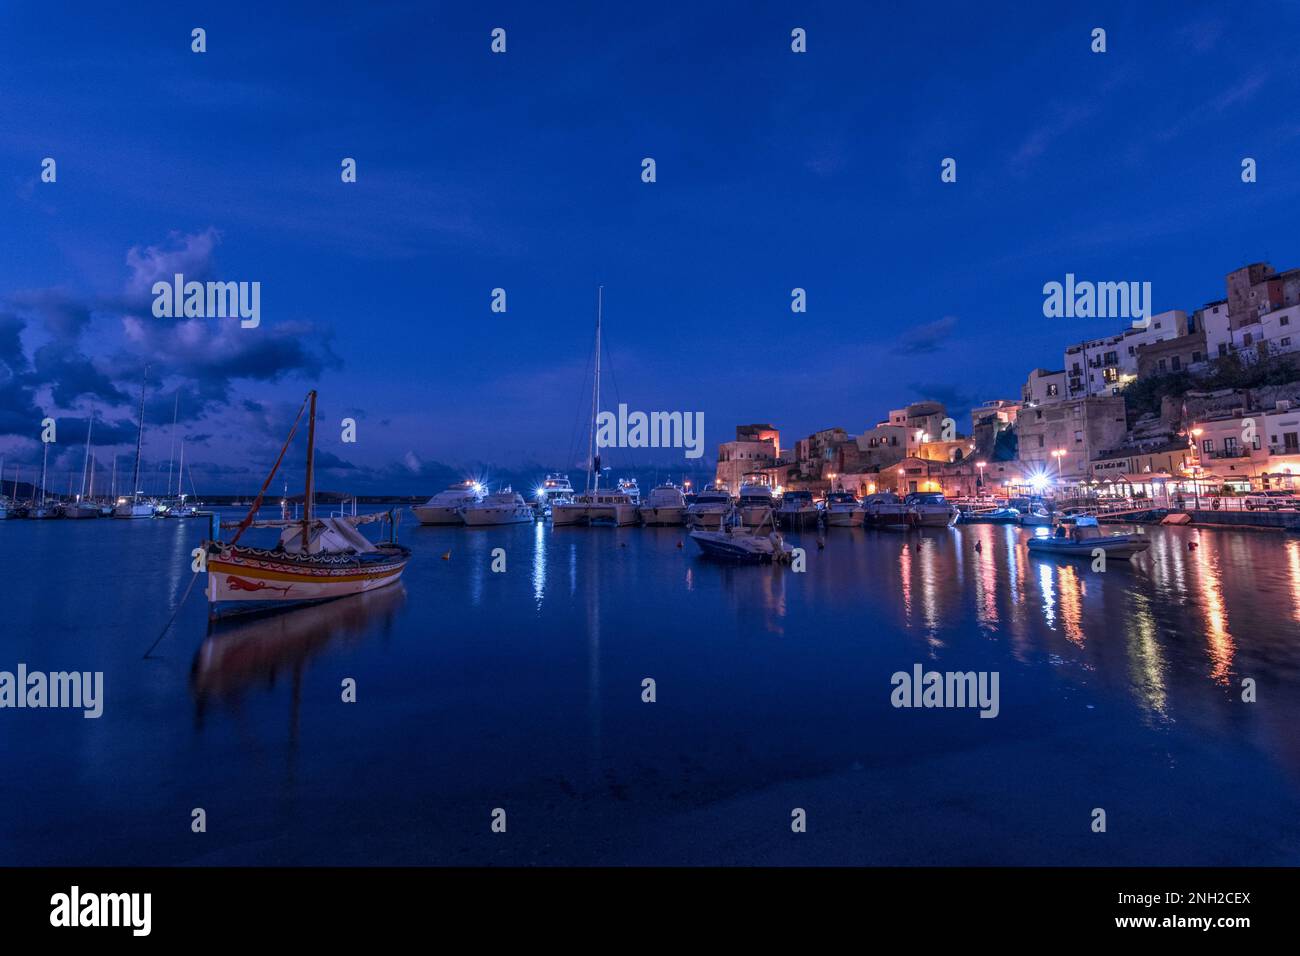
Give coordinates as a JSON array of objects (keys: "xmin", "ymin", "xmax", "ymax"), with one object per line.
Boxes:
[{"xmin": 3, "ymin": 510, "xmax": 1299, "ymax": 865}]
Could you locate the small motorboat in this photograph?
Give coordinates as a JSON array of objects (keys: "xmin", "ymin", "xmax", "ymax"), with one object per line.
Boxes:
[
  {"xmin": 776, "ymin": 490, "xmax": 819, "ymax": 529},
  {"xmin": 958, "ymin": 506, "xmax": 1021, "ymax": 524},
  {"xmin": 823, "ymin": 491, "xmax": 864, "ymax": 527},
  {"xmin": 862, "ymin": 492, "xmax": 914, "ymax": 530},
  {"xmin": 1018, "ymin": 506, "xmax": 1053, "ymax": 527},
  {"xmin": 1027, "ymin": 515, "xmax": 1150, "ymax": 560},
  {"xmin": 903, "ymin": 492, "xmax": 956, "ymax": 527},
  {"xmin": 690, "ymin": 524, "xmax": 793, "ymax": 563}
]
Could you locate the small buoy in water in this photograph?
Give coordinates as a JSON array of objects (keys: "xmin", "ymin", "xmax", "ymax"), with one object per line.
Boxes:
[
  {"xmin": 620, "ymin": 541, "xmax": 627, "ymax": 548},
  {"xmin": 441, "ymin": 550, "xmax": 451, "ymax": 561},
  {"xmin": 974, "ymin": 540, "xmax": 982, "ymax": 553},
  {"xmin": 1188, "ymin": 541, "xmax": 1198, "ymax": 550},
  {"xmin": 676, "ymin": 540, "xmax": 683, "ymax": 549}
]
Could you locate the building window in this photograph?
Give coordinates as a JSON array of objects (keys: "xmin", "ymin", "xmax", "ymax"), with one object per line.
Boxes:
[
  {"xmin": 1103, "ymin": 367, "xmax": 1118, "ymax": 383},
  {"xmin": 1037, "ymin": 435, "xmax": 1044, "ymax": 448},
  {"xmin": 1282, "ymin": 337, "xmax": 1292, "ymax": 348},
  {"xmin": 1282, "ymin": 315, "xmax": 1291, "ymax": 326},
  {"xmin": 1218, "ymin": 343, "xmax": 1228, "ymax": 357},
  {"xmin": 1286, "ymin": 433, "xmax": 1300, "ymax": 453},
  {"xmin": 1244, "ymin": 333, "xmax": 1254, "ymax": 347},
  {"xmin": 1192, "ymin": 351, "xmax": 1202, "ymax": 363},
  {"xmin": 1158, "ymin": 359, "xmax": 1167, "ymax": 372},
  {"xmin": 1103, "ymin": 351, "xmax": 1118, "ymax": 365},
  {"xmin": 1046, "ymin": 383, "xmax": 1058, "ymax": 397},
  {"xmin": 1171, "ymin": 356, "xmax": 1181, "ymax": 371},
  {"xmin": 1073, "ymin": 430, "xmax": 1083, "ymax": 444},
  {"xmin": 1225, "ymin": 436, "xmax": 1238, "ymax": 454},
  {"xmin": 1202, "ymin": 439, "xmax": 1213, "ymax": 454}
]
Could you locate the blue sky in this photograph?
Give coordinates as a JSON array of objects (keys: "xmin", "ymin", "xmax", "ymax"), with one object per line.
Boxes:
[{"xmin": 2, "ymin": 1, "xmax": 1299, "ymax": 492}]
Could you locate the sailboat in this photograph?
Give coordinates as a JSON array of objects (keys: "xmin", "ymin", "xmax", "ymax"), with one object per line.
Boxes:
[
  {"xmin": 65, "ymin": 414, "xmax": 101, "ymax": 518},
  {"xmin": 551, "ymin": 288, "xmax": 639, "ymax": 528},
  {"xmin": 31, "ymin": 440, "xmax": 59, "ymax": 518},
  {"xmin": 200, "ymin": 390, "xmax": 411, "ymax": 618},
  {"xmin": 115, "ymin": 369, "xmax": 155, "ymax": 518}
]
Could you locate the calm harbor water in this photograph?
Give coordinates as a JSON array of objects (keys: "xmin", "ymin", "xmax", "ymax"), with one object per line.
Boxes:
[{"xmin": 3, "ymin": 509, "xmax": 1300, "ymax": 865}]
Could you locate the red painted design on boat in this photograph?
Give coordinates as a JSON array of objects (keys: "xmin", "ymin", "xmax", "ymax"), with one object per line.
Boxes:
[{"xmin": 226, "ymin": 575, "xmax": 292, "ymax": 594}]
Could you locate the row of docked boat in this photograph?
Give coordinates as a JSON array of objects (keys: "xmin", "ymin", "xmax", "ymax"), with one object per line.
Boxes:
[
  {"xmin": 0, "ymin": 496, "xmax": 207, "ymax": 519},
  {"xmin": 408, "ymin": 480, "xmax": 962, "ymax": 531}
]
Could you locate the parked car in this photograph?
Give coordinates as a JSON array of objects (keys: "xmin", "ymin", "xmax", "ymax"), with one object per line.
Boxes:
[{"xmin": 1243, "ymin": 491, "xmax": 1299, "ymax": 511}]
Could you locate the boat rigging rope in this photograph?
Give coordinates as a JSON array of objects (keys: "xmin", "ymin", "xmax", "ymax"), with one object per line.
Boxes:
[
  {"xmin": 229, "ymin": 393, "xmax": 309, "ymax": 546},
  {"xmin": 142, "ymin": 570, "xmax": 199, "ymax": 659}
]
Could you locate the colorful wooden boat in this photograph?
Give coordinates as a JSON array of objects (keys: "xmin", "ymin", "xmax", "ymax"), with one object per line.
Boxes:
[{"xmin": 202, "ymin": 390, "xmax": 410, "ymax": 618}]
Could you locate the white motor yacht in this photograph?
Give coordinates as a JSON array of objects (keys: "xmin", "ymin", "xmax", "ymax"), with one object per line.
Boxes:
[
  {"xmin": 462, "ymin": 488, "xmax": 535, "ymax": 526},
  {"xmin": 535, "ymin": 474, "xmax": 575, "ymax": 510},
  {"xmin": 412, "ymin": 482, "xmax": 484, "ymax": 525},
  {"xmin": 639, "ymin": 483, "xmax": 687, "ymax": 525},
  {"xmin": 776, "ymin": 490, "xmax": 819, "ymax": 529},
  {"xmin": 616, "ymin": 478, "xmax": 641, "ymax": 505},
  {"xmin": 686, "ymin": 487, "xmax": 732, "ymax": 529},
  {"xmin": 903, "ymin": 492, "xmax": 957, "ymax": 527},
  {"xmin": 736, "ymin": 483, "xmax": 775, "ymax": 528},
  {"xmin": 823, "ymin": 491, "xmax": 864, "ymax": 527},
  {"xmin": 862, "ymin": 492, "xmax": 912, "ymax": 530}
]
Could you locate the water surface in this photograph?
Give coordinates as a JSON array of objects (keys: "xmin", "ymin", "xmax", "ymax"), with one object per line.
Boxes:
[{"xmin": 2, "ymin": 511, "xmax": 1299, "ymax": 865}]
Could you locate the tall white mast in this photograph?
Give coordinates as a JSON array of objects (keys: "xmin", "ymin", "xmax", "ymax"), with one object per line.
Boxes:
[
  {"xmin": 40, "ymin": 440, "xmax": 49, "ymax": 506},
  {"xmin": 587, "ymin": 286, "xmax": 603, "ymax": 494},
  {"xmin": 177, "ymin": 440, "xmax": 185, "ymax": 499},
  {"xmin": 166, "ymin": 391, "xmax": 178, "ymax": 499},
  {"xmin": 79, "ymin": 412, "xmax": 94, "ymax": 501},
  {"xmin": 130, "ymin": 366, "xmax": 149, "ymax": 502}
]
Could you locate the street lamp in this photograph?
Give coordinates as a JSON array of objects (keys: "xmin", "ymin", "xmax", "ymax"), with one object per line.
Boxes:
[{"xmin": 975, "ymin": 460, "xmax": 986, "ymax": 500}]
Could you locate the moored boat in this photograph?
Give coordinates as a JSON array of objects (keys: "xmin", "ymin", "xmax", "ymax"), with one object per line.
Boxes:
[
  {"xmin": 685, "ymin": 487, "xmax": 732, "ymax": 529},
  {"xmin": 412, "ymin": 481, "xmax": 483, "ymax": 525},
  {"xmin": 776, "ymin": 490, "xmax": 819, "ymax": 529},
  {"xmin": 1027, "ymin": 515, "xmax": 1150, "ymax": 560},
  {"xmin": 862, "ymin": 492, "xmax": 914, "ymax": 530},
  {"xmin": 903, "ymin": 492, "xmax": 957, "ymax": 527},
  {"xmin": 690, "ymin": 523, "xmax": 793, "ymax": 563},
  {"xmin": 823, "ymin": 491, "xmax": 864, "ymax": 527},
  {"xmin": 202, "ymin": 390, "xmax": 411, "ymax": 618},
  {"xmin": 736, "ymin": 483, "xmax": 776, "ymax": 528},
  {"xmin": 640, "ymin": 483, "xmax": 687, "ymax": 525},
  {"xmin": 462, "ymin": 488, "xmax": 535, "ymax": 526}
]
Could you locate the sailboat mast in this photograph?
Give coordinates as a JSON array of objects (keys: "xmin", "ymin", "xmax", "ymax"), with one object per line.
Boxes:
[
  {"xmin": 79, "ymin": 413, "xmax": 93, "ymax": 500},
  {"xmin": 587, "ymin": 286, "xmax": 603, "ymax": 494},
  {"xmin": 130, "ymin": 367, "xmax": 149, "ymax": 503},
  {"xmin": 40, "ymin": 440, "xmax": 49, "ymax": 506},
  {"xmin": 166, "ymin": 391, "xmax": 178, "ymax": 499},
  {"xmin": 177, "ymin": 441, "xmax": 184, "ymax": 498},
  {"xmin": 302, "ymin": 390, "xmax": 318, "ymax": 545}
]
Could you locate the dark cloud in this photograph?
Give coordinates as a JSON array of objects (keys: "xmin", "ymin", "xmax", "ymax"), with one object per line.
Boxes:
[
  {"xmin": 0, "ymin": 230, "xmax": 341, "ymax": 447},
  {"xmin": 7, "ymin": 288, "xmax": 92, "ymax": 341}
]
